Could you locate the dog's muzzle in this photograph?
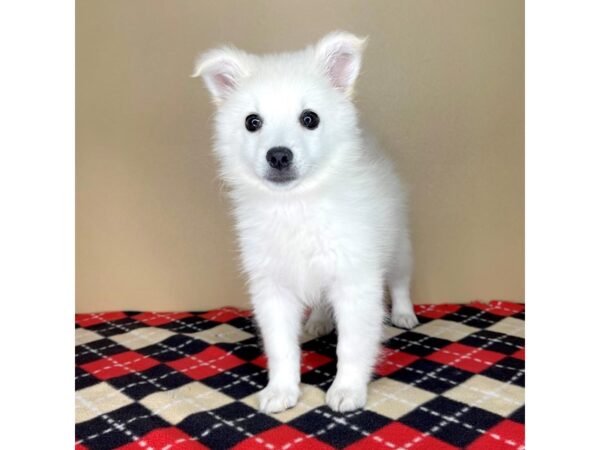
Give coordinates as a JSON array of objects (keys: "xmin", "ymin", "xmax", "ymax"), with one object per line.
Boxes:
[{"xmin": 265, "ymin": 147, "xmax": 296, "ymax": 183}]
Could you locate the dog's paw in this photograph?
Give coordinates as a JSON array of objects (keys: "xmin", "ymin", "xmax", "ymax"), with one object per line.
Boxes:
[
  {"xmin": 326, "ymin": 383, "xmax": 367, "ymax": 413},
  {"xmin": 391, "ymin": 311, "xmax": 419, "ymax": 329},
  {"xmin": 258, "ymin": 384, "xmax": 300, "ymax": 414},
  {"xmin": 304, "ymin": 317, "xmax": 335, "ymax": 337}
]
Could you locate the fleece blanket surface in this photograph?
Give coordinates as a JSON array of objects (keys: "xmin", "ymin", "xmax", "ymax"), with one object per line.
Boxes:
[{"xmin": 75, "ymin": 301, "xmax": 525, "ymax": 449}]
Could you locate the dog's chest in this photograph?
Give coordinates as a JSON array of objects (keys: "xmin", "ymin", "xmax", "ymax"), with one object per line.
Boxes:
[{"xmin": 237, "ymin": 201, "xmax": 339, "ymax": 293}]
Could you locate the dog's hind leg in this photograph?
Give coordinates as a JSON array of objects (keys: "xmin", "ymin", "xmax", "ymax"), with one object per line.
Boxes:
[
  {"xmin": 388, "ymin": 232, "xmax": 419, "ymax": 329},
  {"xmin": 304, "ymin": 303, "xmax": 335, "ymax": 337}
]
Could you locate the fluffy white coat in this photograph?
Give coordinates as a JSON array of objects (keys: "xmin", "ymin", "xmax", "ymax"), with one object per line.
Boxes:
[{"xmin": 193, "ymin": 31, "xmax": 418, "ymax": 413}]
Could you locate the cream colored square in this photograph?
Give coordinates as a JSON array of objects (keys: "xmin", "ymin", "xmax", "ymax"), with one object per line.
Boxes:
[
  {"xmin": 140, "ymin": 381, "xmax": 234, "ymax": 424},
  {"xmin": 188, "ymin": 323, "xmax": 254, "ymax": 344},
  {"xmin": 365, "ymin": 378, "xmax": 436, "ymax": 419},
  {"xmin": 241, "ymin": 384, "xmax": 325, "ymax": 422},
  {"xmin": 300, "ymin": 332, "xmax": 313, "ymax": 344},
  {"xmin": 382, "ymin": 324, "xmax": 407, "ymax": 341},
  {"xmin": 300, "ymin": 331, "xmax": 328, "ymax": 344},
  {"xmin": 76, "ymin": 382, "xmax": 134, "ymax": 423},
  {"xmin": 366, "ymin": 378, "xmax": 436, "ymax": 419},
  {"xmin": 413, "ymin": 319, "xmax": 479, "ymax": 341},
  {"xmin": 487, "ymin": 317, "xmax": 525, "ymax": 339},
  {"xmin": 110, "ymin": 327, "xmax": 176, "ymax": 350},
  {"xmin": 75, "ymin": 328, "xmax": 103, "ymax": 346},
  {"xmin": 444, "ymin": 375, "xmax": 524, "ymax": 417}
]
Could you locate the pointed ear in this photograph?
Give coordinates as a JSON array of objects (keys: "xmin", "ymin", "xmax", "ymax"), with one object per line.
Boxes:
[
  {"xmin": 191, "ymin": 46, "xmax": 250, "ymax": 103},
  {"xmin": 314, "ymin": 31, "xmax": 367, "ymax": 96}
]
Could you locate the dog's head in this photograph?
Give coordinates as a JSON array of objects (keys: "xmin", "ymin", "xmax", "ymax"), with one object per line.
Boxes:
[{"xmin": 193, "ymin": 31, "xmax": 367, "ymax": 191}]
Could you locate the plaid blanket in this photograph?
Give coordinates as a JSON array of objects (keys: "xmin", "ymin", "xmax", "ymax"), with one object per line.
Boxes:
[{"xmin": 75, "ymin": 301, "xmax": 524, "ymax": 449}]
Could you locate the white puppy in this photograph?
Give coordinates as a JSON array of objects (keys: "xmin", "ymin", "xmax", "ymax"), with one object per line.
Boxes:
[{"xmin": 193, "ymin": 31, "xmax": 417, "ymax": 413}]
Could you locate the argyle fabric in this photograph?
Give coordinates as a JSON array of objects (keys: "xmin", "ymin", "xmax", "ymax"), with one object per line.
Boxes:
[{"xmin": 75, "ymin": 301, "xmax": 525, "ymax": 449}]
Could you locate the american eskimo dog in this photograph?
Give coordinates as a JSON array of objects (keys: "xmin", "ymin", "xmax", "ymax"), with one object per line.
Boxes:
[{"xmin": 193, "ymin": 31, "xmax": 417, "ymax": 413}]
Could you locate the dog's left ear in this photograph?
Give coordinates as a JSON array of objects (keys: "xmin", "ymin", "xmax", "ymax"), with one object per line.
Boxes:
[
  {"xmin": 191, "ymin": 46, "xmax": 251, "ymax": 104},
  {"xmin": 314, "ymin": 31, "xmax": 367, "ymax": 96}
]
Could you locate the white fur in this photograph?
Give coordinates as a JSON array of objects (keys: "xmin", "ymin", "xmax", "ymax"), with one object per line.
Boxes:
[{"xmin": 194, "ymin": 31, "xmax": 417, "ymax": 413}]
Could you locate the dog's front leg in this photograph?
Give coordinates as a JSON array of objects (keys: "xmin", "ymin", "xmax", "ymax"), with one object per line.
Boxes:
[
  {"xmin": 327, "ymin": 276, "xmax": 384, "ymax": 412},
  {"xmin": 251, "ymin": 280, "xmax": 303, "ymax": 413}
]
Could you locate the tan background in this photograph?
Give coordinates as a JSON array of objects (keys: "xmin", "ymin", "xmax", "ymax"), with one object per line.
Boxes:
[{"xmin": 76, "ymin": 0, "xmax": 524, "ymax": 313}]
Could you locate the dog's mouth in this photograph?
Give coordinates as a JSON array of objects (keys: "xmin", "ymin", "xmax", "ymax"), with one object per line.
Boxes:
[{"xmin": 264, "ymin": 168, "xmax": 298, "ymax": 185}]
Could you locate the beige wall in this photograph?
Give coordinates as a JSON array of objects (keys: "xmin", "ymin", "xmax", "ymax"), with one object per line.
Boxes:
[{"xmin": 76, "ymin": 0, "xmax": 524, "ymax": 313}]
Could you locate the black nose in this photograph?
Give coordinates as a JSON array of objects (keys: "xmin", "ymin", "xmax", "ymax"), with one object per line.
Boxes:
[{"xmin": 266, "ymin": 147, "xmax": 294, "ymax": 170}]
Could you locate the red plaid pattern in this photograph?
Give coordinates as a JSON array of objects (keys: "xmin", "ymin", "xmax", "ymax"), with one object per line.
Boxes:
[{"xmin": 76, "ymin": 301, "xmax": 525, "ymax": 449}]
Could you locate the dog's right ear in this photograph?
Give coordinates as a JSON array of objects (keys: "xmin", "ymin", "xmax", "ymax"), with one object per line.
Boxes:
[
  {"xmin": 314, "ymin": 31, "xmax": 367, "ymax": 97},
  {"xmin": 191, "ymin": 47, "xmax": 250, "ymax": 104}
]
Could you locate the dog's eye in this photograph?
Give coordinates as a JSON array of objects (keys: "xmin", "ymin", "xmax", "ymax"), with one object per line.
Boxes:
[
  {"xmin": 245, "ymin": 114, "xmax": 263, "ymax": 132},
  {"xmin": 300, "ymin": 110, "xmax": 319, "ymax": 130}
]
